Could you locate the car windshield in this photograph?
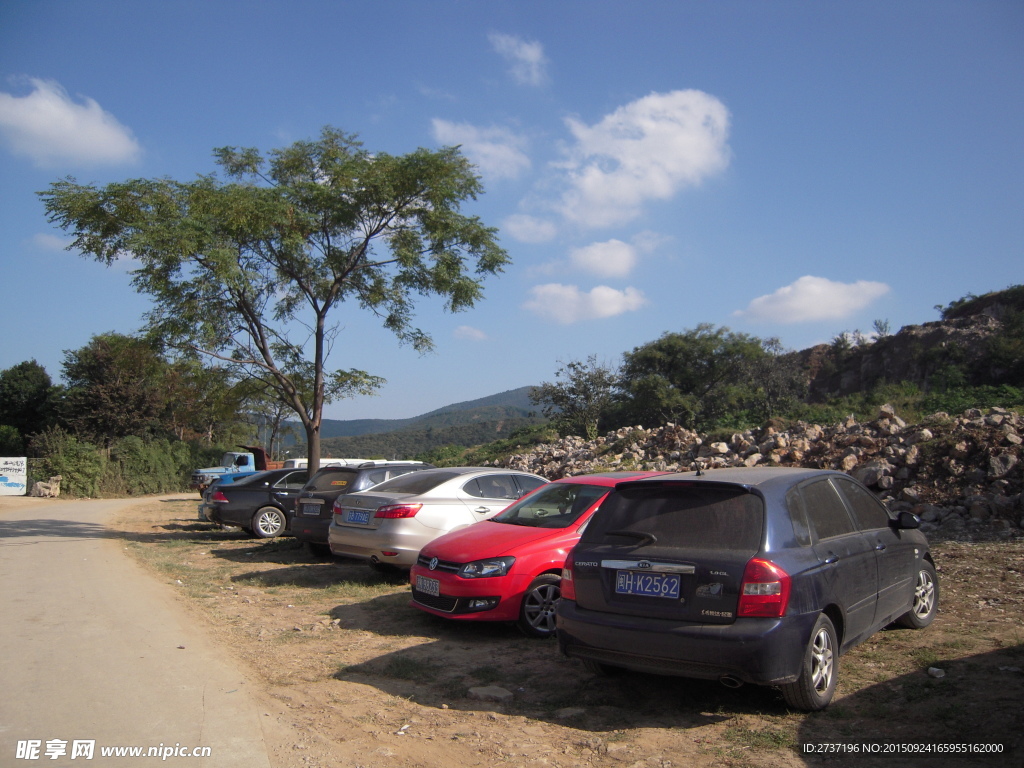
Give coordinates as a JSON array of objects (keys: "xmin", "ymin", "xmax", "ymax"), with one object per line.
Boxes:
[
  {"xmin": 584, "ymin": 482, "xmax": 764, "ymax": 551},
  {"xmin": 306, "ymin": 469, "xmax": 359, "ymax": 492},
  {"xmin": 492, "ymin": 483, "xmax": 607, "ymax": 529},
  {"xmin": 366, "ymin": 470, "xmax": 461, "ymax": 495}
]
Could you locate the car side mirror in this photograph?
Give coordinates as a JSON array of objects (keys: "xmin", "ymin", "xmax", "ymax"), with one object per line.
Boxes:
[{"xmin": 894, "ymin": 510, "xmax": 921, "ymax": 530}]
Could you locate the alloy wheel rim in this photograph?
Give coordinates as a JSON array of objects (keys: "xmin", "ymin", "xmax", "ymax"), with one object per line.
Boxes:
[
  {"xmin": 523, "ymin": 584, "xmax": 560, "ymax": 632},
  {"xmin": 258, "ymin": 512, "xmax": 282, "ymax": 535},
  {"xmin": 913, "ymin": 570, "xmax": 936, "ymax": 618},
  {"xmin": 810, "ymin": 627, "xmax": 834, "ymax": 693}
]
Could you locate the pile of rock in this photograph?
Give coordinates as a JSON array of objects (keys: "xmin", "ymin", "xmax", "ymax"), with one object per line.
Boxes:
[{"xmin": 497, "ymin": 406, "xmax": 1023, "ymax": 540}]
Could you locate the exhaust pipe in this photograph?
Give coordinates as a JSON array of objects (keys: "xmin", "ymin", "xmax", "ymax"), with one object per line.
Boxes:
[
  {"xmin": 369, "ymin": 555, "xmax": 381, "ymax": 564},
  {"xmin": 719, "ymin": 675, "xmax": 744, "ymax": 689}
]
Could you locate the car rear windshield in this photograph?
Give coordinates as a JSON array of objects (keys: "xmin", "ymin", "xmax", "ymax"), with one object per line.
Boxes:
[
  {"xmin": 493, "ymin": 483, "xmax": 606, "ymax": 528},
  {"xmin": 583, "ymin": 482, "xmax": 764, "ymax": 551},
  {"xmin": 366, "ymin": 470, "xmax": 461, "ymax": 495},
  {"xmin": 307, "ymin": 468, "xmax": 359, "ymax": 492}
]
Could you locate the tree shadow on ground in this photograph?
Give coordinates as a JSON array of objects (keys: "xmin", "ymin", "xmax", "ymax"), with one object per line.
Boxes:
[
  {"xmin": 333, "ymin": 636, "xmax": 784, "ymax": 731},
  {"xmin": 0, "ymin": 518, "xmax": 110, "ymax": 541},
  {"xmin": 798, "ymin": 646, "xmax": 1024, "ymax": 768}
]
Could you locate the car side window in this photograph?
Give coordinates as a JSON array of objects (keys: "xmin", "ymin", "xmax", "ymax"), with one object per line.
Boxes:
[
  {"xmin": 800, "ymin": 478, "xmax": 856, "ymax": 540},
  {"xmin": 832, "ymin": 476, "xmax": 891, "ymax": 530},
  {"xmin": 464, "ymin": 474, "xmax": 520, "ymax": 500},
  {"xmin": 275, "ymin": 471, "xmax": 308, "ymax": 490},
  {"xmin": 514, "ymin": 475, "xmax": 546, "ymax": 497},
  {"xmin": 785, "ymin": 486, "xmax": 813, "ymax": 546}
]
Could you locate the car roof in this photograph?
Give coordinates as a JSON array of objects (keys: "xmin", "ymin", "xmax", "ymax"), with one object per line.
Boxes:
[
  {"xmin": 615, "ymin": 466, "xmax": 847, "ymax": 496},
  {"xmin": 551, "ymin": 471, "xmax": 669, "ymax": 488}
]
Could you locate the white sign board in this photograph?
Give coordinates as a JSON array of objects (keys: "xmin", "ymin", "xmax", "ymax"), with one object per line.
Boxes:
[{"xmin": 0, "ymin": 457, "xmax": 28, "ymax": 496}]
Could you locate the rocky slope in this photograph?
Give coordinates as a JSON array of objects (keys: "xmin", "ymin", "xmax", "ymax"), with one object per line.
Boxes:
[{"xmin": 497, "ymin": 406, "xmax": 1024, "ymax": 541}]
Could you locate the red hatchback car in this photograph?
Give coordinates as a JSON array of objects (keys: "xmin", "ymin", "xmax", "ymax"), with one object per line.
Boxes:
[{"xmin": 409, "ymin": 472, "xmax": 667, "ymax": 638}]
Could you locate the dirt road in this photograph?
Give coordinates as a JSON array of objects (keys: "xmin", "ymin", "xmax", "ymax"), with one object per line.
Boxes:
[{"xmin": 0, "ymin": 496, "xmax": 298, "ymax": 767}]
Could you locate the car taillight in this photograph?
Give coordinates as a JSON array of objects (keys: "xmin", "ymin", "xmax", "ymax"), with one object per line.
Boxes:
[
  {"xmin": 374, "ymin": 503, "xmax": 422, "ymax": 519},
  {"xmin": 737, "ymin": 558, "xmax": 791, "ymax": 618},
  {"xmin": 560, "ymin": 563, "xmax": 577, "ymax": 601},
  {"xmin": 211, "ymin": 491, "xmax": 229, "ymax": 503}
]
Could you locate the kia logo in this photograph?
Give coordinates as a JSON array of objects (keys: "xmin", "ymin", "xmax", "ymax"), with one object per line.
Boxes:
[
  {"xmin": 638, "ymin": 561, "xmax": 652, "ymax": 569},
  {"xmin": 429, "ymin": 557, "xmax": 439, "ymax": 571}
]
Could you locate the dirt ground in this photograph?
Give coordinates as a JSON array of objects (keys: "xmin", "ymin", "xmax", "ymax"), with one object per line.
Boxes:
[{"xmin": 7, "ymin": 494, "xmax": 1024, "ymax": 767}]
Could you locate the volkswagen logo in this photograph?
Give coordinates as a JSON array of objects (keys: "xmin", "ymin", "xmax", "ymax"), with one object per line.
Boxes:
[{"xmin": 429, "ymin": 557, "xmax": 439, "ymax": 571}]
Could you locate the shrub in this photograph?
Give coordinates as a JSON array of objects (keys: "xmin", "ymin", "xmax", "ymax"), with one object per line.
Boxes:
[{"xmin": 28, "ymin": 426, "xmax": 105, "ymax": 497}]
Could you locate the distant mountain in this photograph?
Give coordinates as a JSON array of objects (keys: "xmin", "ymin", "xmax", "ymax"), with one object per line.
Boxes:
[
  {"xmin": 307, "ymin": 386, "xmax": 544, "ymax": 459},
  {"xmin": 318, "ymin": 386, "xmax": 538, "ymax": 438}
]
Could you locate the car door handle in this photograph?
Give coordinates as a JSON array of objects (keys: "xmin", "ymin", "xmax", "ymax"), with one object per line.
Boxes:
[
  {"xmin": 473, "ymin": 506, "xmax": 490, "ymax": 514},
  {"xmin": 823, "ymin": 553, "xmax": 838, "ymax": 564},
  {"xmin": 875, "ymin": 543, "xmax": 887, "ymax": 551}
]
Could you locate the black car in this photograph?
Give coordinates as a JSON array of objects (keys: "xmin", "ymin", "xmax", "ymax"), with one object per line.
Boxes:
[
  {"xmin": 290, "ymin": 461, "xmax": 434, "ymax": 554},
  {"xmin": 205, "ymin": 468, "xmax": 309, "ymax": 538},
  {"xmin": 557, "ymin": 467, "xmax": 938, "ymax": 711}
]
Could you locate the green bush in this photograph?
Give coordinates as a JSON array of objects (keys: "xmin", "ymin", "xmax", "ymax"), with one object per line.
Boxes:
[{"xmin": 28, "ymin": 426, "xmax": 105, "ymax": 497}]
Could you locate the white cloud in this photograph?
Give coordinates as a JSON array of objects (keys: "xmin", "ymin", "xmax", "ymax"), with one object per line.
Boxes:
[
  {"xmin": 502, "ymin": 214, "xmax": 558, "ymax": 244},
  {"xmin": 569, "ymin": 239, "xmax": 637, "ymax": 278},
  {"xmin": 431, "ymin": 119, "xmax": 530, "ymax": 180},
  {"xmin": 557, "ymin": 89, "xmax": 729, "ymax": 228},
  {"xmin": 489, "ymin": 33, "xmax": 548, "ymax": 86},
  {"xmin": 523, "ymin": 283, "xmax": 647, "ymax": 324},
  {"xmin": 454, "ymin": 325, "xmax": 488, "ymax": 341},
  {"xmin": 0, "ymin": 78, "xmax": 141, "ymax": 167},
  {"xmin": 735, "ymin": 276, "xmax": 891, "ymax": 323},
  {"xmin": 32, "ymin": 233, "xmax": 71, "ymax": 251}
]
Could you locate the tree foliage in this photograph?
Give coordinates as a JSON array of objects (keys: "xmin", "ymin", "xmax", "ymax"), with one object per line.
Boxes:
[
  {"xmin": 0, "ymin": 360, "xmax": 56, "ymax": 450},
  {"xmin": 40, "ymin": 127, "xmax": 509, "ymax": 472},
  {"xmin": 530, "ymin": 356, "xmax": 618, "ymax": 439}
]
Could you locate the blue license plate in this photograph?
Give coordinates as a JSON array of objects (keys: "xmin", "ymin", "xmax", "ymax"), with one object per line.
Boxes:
[
  {"xmin": 345, "ymin": 510, "xmax": 371, "ymax": 525},
  {"xmin": 615, "ymin": 570, "xmax": 681, "ymax": 599}
]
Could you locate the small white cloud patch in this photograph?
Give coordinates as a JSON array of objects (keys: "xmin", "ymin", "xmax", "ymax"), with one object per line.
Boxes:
[
  {"xmin": 524, "ymin": 284, "xmax": 647, "ymax": 324},
  {"xmin": 454, "ymin": 325, "xmax": 488, "ymax": 341},
  {"xmin": 736, "ymin": 276, "xmax": 891, "ymax": 323},
  {"xmin": 489, "ymin": 33, "xmax": 548, "ymax": 86},
  {"xmin": 557, "ymin": 89, "xmax": 730, "ymax": 228},
  {"xmin": 0, "ymin": 78, "xmax": 141, "ymax": 167},
  {"xmin": 502, "ymin": 214, "xmax": 558, "ymax": 244},
  {"xmin": 569, "ymin": 239, "xmax": 637, "ymax": 278},
  {"xmin": 431, "ymin": 119, "xmax": 531, "ymax": 180}
]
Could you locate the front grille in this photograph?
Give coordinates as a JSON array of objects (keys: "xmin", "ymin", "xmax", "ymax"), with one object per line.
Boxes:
[
  {"xmin": 415, "ymin": 554, "xmax": 461, "ymax": 574},
  {"xmin": 411, "ymin": 589, "xmax": 458, "ymax": 613}
]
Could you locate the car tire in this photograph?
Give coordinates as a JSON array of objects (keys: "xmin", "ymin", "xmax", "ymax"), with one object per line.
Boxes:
[
  {"xmin": 781, "ymin": 613, "xmax": 838, "ymax": 711},
  {"xmin": 894, "ymin": 561, "xmax": 939, "ymax": 629},
  {"xmin": 251, "ymin": 507, "xmax": 286, "ymax": 539},
  {"xmin": 517, "ymin": 574, "xmax": 561, "ymax": 639}
]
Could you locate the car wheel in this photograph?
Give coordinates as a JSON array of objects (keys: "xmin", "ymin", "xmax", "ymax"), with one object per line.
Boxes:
[
  {"xmin": 781, "ymin": 614, "xmax": 838, "ymax": 711},
  {"xmin": 251, "ymin": 507, "xmax": 286, "ymax": 539},
  {"xmin": 895, "ymin": 561, "xmax": 939, "ymax": 629},
  {"xmin": 518, "ymin": 574, "xmax": 561, "ymax": 638}
]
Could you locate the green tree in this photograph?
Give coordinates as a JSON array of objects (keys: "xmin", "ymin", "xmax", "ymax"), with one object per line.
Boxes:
[
  {"xmin": 59, "ymin": 333, "xmax": 168, "ymax": 446},
  {"xmin": 0, "ymin": 360, "xmax": 57, "ymax": 449},
  {"xmin": 530, "ymin": 356, "xmax": 618, "ymax": 440},
  {"xmin": 41, "ymin": 127, "xmax": 508, "ymax": 472},
  {"xmin": 615, "ymin": 324, "xmax": 768, "ymax": 431}
]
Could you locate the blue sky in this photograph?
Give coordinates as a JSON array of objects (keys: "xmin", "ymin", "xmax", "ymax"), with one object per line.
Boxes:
[{"xmin": 1, "ymin": 1, "xmax": 1021, "ymax": 421}]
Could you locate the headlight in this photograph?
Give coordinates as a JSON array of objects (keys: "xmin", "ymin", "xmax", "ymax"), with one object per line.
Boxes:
[{"xmin": 458, "ymin": 556, "xmax": 516, "ymax": 579}]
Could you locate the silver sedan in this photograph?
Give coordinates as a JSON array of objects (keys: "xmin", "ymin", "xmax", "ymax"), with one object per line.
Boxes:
[{"xmin": 328, "ymin": 467, "xmax": 546, "ymax": 569}]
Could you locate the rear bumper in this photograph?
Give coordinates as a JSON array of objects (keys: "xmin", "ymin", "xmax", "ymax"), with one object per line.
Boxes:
[
  {"xmin": 327, "ymin": 523, "xmax": 428, "ymax": 568},
  {"xmin": 557, "ymin": 600, "xmax": 818, "ymax": 685},
  {"xmin": 289, "ymin": 515, "xmax": 331, "ymax": 545}
]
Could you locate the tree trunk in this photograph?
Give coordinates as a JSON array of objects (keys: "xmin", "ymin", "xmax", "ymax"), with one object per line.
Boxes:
[{"xmin": 305, "ymin": 422, "xmax": 321, "ymax": 474}]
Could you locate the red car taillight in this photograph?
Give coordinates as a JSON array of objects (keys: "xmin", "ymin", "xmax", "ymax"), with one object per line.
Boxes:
[
  {"xmin": 560, "ymin": 562, "xmax": 577, "ymax": 601},
  {"xmin": 374, "ymin": 503, "xmax": 423, "ymax": 519},
  {"xmin": 737, "ymin": 558, "xmax": 791, "ymax": 618},
  {"xmin": 211, "ymin": 490, "xmax": 229, "ymax": 503}
]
